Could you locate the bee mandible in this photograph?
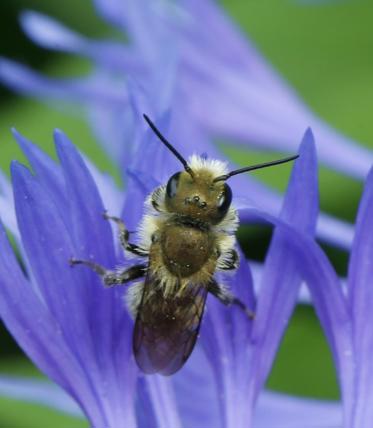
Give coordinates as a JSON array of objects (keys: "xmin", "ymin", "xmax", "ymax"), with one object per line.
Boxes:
[{"xmin": 70, "ymin": 115, "xmax": 298, "ymax": 375}]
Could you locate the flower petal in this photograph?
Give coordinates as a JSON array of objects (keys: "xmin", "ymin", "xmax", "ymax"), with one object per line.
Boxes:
[
  {"xmin": 0, "ymin": 58, "xmax": 126, "ymax": 105},
  {"xmin": 144, "ymin": 377, "xmax": 182, "ymax": 428},
  {"xmin": 182, "ymin": 0, "xmax": 259, "ymax": 70},
  {"xmin": 0, "ymin": 170, "xmax": 18, "ymax": 239},
  {"xmin": 20, "ymin": 11, "xmax": 89, "ymax": 54},
  {"xmin": 237, "ymin": 188, "xmax": 354, "ymax": 251},
  {"xmin": 199, "ymin": 248, "xmax": 255, "ymax": 428},
  {"xmin": 12, "ymin": 129, "xmax": 67, "ymax": 217},
  {"xmin": 55, "ymin": 130, "xmax": 139, "ymax": 426},
  {"xmin": 0, "ymin": 376, "xmax": 82, "ymax": 417},
  {"xmin": 11, "ymin": 161, "xmax": 93, "ymax": 336},
  {"xmin": 255, "ymin": 391, "xmax": 342, "ymax": 428},
  {"xmin": 171, "ymin": 346, "xmax": 221, "ymax": 428},
  {"xmin": 87, "ymin": 104, "xmax": 136, "ymax": 162},
  {"xmin": 0, "ymin": 221, "xmax": 102, "ymax": 422},
  {"xmin": 348, "ymin": 166, "xmax": 373, "ymax": 426},
  {"xmin": 248, "ymin": 129, "xmax": 319, "ymax": 404},
  {"xmin": 82, "ymin": 155, "xmax": 124, "ymax": 219},
  {"xmin": 20, "ymin": 11, "xmax": 143, "ymax": 72},
  {"xmin": 11, "ymin": 161, "xmax": 133, "ymax": 426},
  {"xmin": 240, "ymin": 205, "xmax": 352, "ymax": 421},
  {"xmin": 54, "ymin": 130, "xmax": 115, "ymax": 265},
  {"xmin": 251, "ymin": 260, "xmax": 348, "ymax": 305},
  {"xmin": 92, "ymin": 0, "xmax": 126, "ymax": 28},
  {"xmin": 181, "ymin": 1, "xmax": 373, "ymax": 180}
]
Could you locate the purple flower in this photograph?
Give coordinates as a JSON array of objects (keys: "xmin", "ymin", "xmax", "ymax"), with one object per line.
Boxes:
[
  {"xmin": 242, "ymin": 149, "xmax": 373, "ymax": 426},
  {"xmin": 284, "ymin": 163, "xmax": 373, "ymax": 427},
  {"xmin": 0, "ymin": 122, "xmax": 336, "ymax": 426},
  {"xmin": 0, "ymin": 0, "xmax": 362, "ymax": 250}
]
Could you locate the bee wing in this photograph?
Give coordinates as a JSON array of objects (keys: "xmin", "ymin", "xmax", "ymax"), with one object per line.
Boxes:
[{"xmin": 133, "ymin": 272, "xmax": 208, "ymax": 375}]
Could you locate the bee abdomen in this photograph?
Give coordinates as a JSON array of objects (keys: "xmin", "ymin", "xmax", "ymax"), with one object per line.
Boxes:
[{"xmin": 161, "ymin": 224, "xmax": 214, "ymax": 277}]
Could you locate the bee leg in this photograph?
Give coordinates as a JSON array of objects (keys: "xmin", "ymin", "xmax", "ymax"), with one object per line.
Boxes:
[
  {"xmin": 208, "ymin": 279, "xmax": 255, "ymax": 320},
  {"xmin": 70, "ymin": 258, "xmax": 146, "ymax": 288},
  {"xmin": 103, "ymin": 211, "xmax": 148, "ymax": 257},
  {"xmin": 69, "ymin": 258, "xmax": 107, "ymax": 275},
  {"xmin": 101, "ymin": 264, "xmax": 147, "ymax": 287}
]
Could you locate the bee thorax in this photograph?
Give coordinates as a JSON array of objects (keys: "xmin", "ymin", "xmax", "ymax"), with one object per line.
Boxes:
[{"xmin": 160, "ymin": 224, "xmax": 214, "ymax": 277}]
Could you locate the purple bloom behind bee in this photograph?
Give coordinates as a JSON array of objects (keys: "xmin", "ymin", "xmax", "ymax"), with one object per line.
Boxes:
[{"xmin": 0, "ymin": 0, "xmax": 364, "ymax": 250}]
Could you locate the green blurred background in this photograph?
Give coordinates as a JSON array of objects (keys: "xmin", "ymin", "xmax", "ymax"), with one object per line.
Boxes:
[{"xmin": 1, "ymin": 0, "xmax": 372, "ymax": 425}]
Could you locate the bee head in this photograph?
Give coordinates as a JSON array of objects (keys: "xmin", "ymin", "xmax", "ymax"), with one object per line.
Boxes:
[
  {"xmin": 143, "ymin": 114, "xmax": 299, "ymax": 223},
  {"xmin": 165, "ymin": 167, "xmax": 232, "ymax": 224}
]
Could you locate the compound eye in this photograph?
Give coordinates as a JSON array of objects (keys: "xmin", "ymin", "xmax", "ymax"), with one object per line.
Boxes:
[
  {"xmin": 217, "ymin": 183, "xmax": 232, "ymax": 216},
  {"xmin": 166, "ymin": 172, "xmax": 181, "ymax": 198}
]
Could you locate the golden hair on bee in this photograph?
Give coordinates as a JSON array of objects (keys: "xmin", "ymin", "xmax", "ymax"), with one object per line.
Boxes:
[{"xmin": 70, "ymin": 114, "xmax": 299, "ymax": 376}]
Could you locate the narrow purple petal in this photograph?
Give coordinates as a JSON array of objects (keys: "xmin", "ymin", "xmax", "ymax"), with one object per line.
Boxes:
[
  {"xmin": 12, "ymin": 129, "xmax": 68, "ymax": 219},
  {"xmin": 0, "ymin": 221, "xmax": 103, "ymax": 423},
  {"xmin": 92, "ymin": 0, "xmax": 126, "ymax": 28},
  {"xmin": 194, "ymin": 245, "xmax": 256, "ymax": 428},
  {"xmin": 114, "ymin": 0, "xmax": 165, "ymax": 61},
  {"xmin": 171, "ymin": 347, "xmax": 221, "ymax": 428},
  {"xmin": 200, "ymin": 298, "xmax": 239, "ymax": 427},
  {"xmin": 87, "ymin": 104, "xmax": 135, "ymax": 162},
  {"xmin": 82, "ymin": 155, "xmax": 124, "ymax": 219},
  {"xmin": 0, "ymin": 169, "xmax": 13, "ymax": 201},
  {"xmin": 11, "ymin": 161, "xmax": 126, "ymax": 425},
  {"xmin": 54, "ymin": 129, "xmax": 115, "ymax": 265},
  {"xmin": 192, "ymin": 245, "xmax": 255, "ymax": 427},
  {"xmin": 0, "ymin": 58, "xmax": 127, "ymax": 106},
  {"xmin": 287, "ymin": 236, "xmax": 353, "ymax": 424},
  {"xmin": 95, "ymin": 0, "xmax": 168, "ymax": 61},
  {"xmin": 237, "ymin": 185, "xmax": 354, "ymax": 251},
  {"xmin": 136, "ymin": 377, "xmax": 158, "ymax": 428},
  {"xmin": 11, "ymin": 161, "xmax": 93, "ymax": 335},
  {"xmin": 251, "ymin": 260, "xmax": 348, "ymax": 305},
  {"xmin": 232, "ymin": 159, "xmax": 354, "ymax": 251},
  {"xmin": 145, "ymin": 377, "xmax": 182, "ymax": 428},
  {"xmin": 120, "ymin": 113, "xmax": 177, "ymax": 230},
  {"xmin": 0, "ymin": 221, "xmax": 69, "ymax": 387},
  {"xmin": 54, "ymin": 130, "xmax": 137, "ymax": 426},
  {"xmin": 0, "ymin": 171, "xmax": 18, "ymax": 239},
  {"xmin": 242, "ymin": 205, "xmax": 353, "ymax": 422},
  {"xmin": 315, "ymin": 213, "xmax": 353, "ymax": 250},
  {"xmin": 20, "ymin": 11, "xmax": 143, "ymax": 72},
  {"xmin": 348, "ymin": 167, "xmax": 373, "ymax": 426},
  {"xmin": 309, "ymin": 117, "xmax": 373, "ymax": 180},
  {"xmin": 182, "ymin": 0, "xmax": 257, "ymax": 70},
  {"xmin": 255, "ymin": 391, "xmax": 342, "ymax": 427},
  {"xmin": 20, "ymin": 11, "xmax": 87, "ymax": 54},
  {"xmin": 248, "ymin": 129, "xmax": 319, "ymax": 404},
  {"xmin": 0, "ymin": 376, "xmax": 82, "ymax": 417}
]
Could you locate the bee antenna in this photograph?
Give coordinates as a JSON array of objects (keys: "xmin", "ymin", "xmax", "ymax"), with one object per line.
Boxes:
[
  {"xmin": 143, "ymin": 114, "xmax": 194, "ymax": 177},
  {"xmin": 213, "ymin": 154, "xmax": 299, "ymax": 182}
]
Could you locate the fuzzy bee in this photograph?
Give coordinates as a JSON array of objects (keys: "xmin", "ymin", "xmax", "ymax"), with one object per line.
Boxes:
[{"xmin": 71, "ymin": 115, "xmax": 298, "ymax": 375}]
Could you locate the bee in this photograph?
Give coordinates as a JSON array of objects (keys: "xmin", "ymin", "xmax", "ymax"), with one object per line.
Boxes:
[{"xmin": 70, "ymin": 115, "xmax": 298, "ymax": 375}]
